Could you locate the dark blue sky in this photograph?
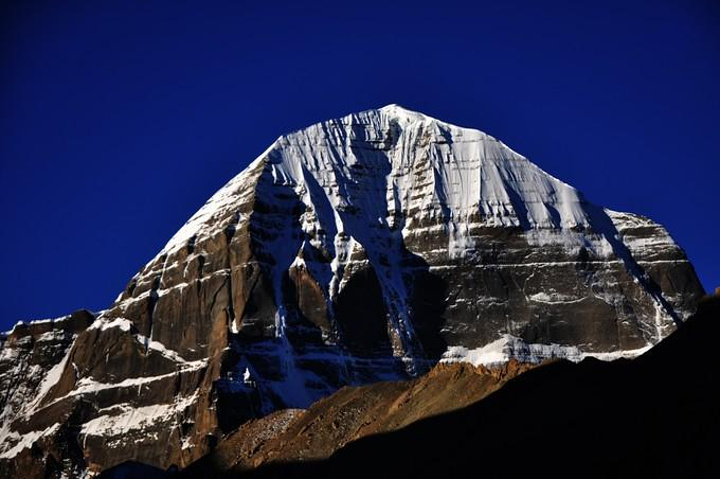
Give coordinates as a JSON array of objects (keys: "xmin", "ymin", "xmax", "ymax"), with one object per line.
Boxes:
[{"xmin": 2, "ymin": 0, "xmax": 718, "ymax": 329}]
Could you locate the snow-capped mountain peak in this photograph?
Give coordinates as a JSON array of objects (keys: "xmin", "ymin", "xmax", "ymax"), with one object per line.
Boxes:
[{"xmin": 0, "ymin": 106, "xmax": 704, "ymax": 476}]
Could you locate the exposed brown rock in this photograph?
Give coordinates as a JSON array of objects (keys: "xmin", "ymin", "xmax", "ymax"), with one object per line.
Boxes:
[{"xmin": 183, "ymin": 360, "xmax": 536, "ymax": 475}]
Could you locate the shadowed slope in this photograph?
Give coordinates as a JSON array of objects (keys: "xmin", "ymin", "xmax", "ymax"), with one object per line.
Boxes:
[
  {"xmin": 181, "ymin": 361, "xmax": 534, "ymax": 475},
  {"xmin": 194, "ymin": 295, "xmax": 720, "ymax": 479}
]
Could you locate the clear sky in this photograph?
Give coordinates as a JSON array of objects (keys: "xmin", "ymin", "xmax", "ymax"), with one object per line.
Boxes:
[{"xmin": 1, "ymin": 0, "xmax": 718, "ymax": 330}]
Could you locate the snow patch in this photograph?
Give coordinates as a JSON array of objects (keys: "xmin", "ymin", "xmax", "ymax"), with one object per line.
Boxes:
[
  {"xmin": 26, "ymin": 343, "xmax": 74, "ymax": 411},
  {"xmin": 528, "ymin": 292, "xmax": 585, "ymax": 304},
  {"xmin": 81, "ymin": 394, "xmax": 197, "ymax": 438},
  {"xmin": 442, "ymin": 337, "xmax": 509, "ymax": 366},
  {"xmin": 157, "ymin": 142, "xmax": 276, "ymax": 258},
  {"xmin": 442, "ymin": 335, "xmax": 651, "ymax": 367},
  {"xmin": 134, "ymin": 334, "xmax": 189, "ymax": 364},
  {"xmin": 87, "ymin": 317, "xmax": 133, "ymax": 333},
  {"xmin": 3, "ymin": 314, "xmax": 73, "ymax": 336},
  {"xmin": 46, "ymin": 360, "xmax": 207, "ymax": 406},
  {"xmin": 0, "ymin": 423, "xmax": 61, "ymax": 459}
]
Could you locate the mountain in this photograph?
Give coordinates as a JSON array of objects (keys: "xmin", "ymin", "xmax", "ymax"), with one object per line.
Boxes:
[{"xmin": 0, "ymin": 105, "xmax": 705, "ymax": 477}]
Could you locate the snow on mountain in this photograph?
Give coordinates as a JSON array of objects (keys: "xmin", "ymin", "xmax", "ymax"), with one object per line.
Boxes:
[{"xmin": 0, "ymin": 105, "xmax": 705, "ymax": 477}]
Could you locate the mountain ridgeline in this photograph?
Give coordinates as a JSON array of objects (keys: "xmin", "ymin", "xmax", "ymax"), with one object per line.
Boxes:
[{"xmin": 0, "ymin": 105, "xmax": 705, "ymax": 476}]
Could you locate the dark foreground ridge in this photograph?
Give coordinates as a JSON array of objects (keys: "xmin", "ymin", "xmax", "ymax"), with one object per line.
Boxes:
[{"xmin": 101, "ymin": 296, "xmax": 720, "ymax": 479}]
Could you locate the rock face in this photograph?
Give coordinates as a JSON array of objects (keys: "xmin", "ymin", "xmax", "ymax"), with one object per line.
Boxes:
[
  {"xmin": 0, "ymin": 105, "xmax": 705, "ymax": 476},
  {"xmin": 0, "ymin": 311, "xmax": 95, "ymax": 478}
]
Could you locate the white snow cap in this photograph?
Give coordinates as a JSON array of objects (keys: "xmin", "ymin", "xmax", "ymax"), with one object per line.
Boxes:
[
  {"xmin": 378, "ymin": 103, "xmax": 431, "ymax": 122},
  {"xmin": 156, "ymin": 104, "xmax": 592, "ymax": 259}
]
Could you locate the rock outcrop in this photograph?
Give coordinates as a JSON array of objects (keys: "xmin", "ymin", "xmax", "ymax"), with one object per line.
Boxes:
[
  {"xmin": 0, "ymin": 105, "xmax": 705, "ymax": 476},
  {"xmin": 0, "ymin": 311, "xmax": 95, "ymax": 478},
  {"xmin": 181, "ymin": 360, "xmax": 534, "ymax": 475}
]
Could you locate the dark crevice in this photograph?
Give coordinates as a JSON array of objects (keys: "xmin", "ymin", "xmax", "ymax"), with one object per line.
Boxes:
[
  {"xmin": 225, "ymin": 212, "xmax": 241, "ymax": 243},
  {"xmin": 186, "ymin": 236, "xmax": 197, "ymax": 255},
  {"xmin": 209, "ymin": 276, "xmax": 231, "ymax": 316},
  {"xmin": 198, "ymin": 255, "xmax": 206, "ymax": 280},
  {"xmin": 226, "ymin": 271, "xmax": 236, "ymax": 333},
  {"xmin": 146, "ymin": 265, "xmax": 164, "ymax": 351},
  {"xmin": 125, "ymin": 279, "xmax": 137, "ymax": 298}
]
